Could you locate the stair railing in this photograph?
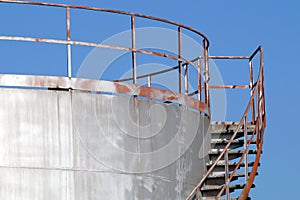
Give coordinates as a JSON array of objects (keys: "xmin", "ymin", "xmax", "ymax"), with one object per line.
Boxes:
[{"xmin": 186, "ymin": 46, "xmax": 266, "ymax": 200}]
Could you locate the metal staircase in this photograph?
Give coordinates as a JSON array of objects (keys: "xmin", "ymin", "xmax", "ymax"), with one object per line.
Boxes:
[
  {"xmin": 186, "ymin": 46, "xmax": 266, "ymax": 200},
  {"xmin": 200, "ymin": 123, "xmax": 258, "ymax": 199}
]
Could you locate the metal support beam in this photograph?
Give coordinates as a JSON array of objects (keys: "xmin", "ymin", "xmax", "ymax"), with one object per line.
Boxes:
[
  {"xmin": 178, "ymin": 26, "xmax": 182, "ymax": 94},
  {"xmin": 225, "ymin": 150, "xmax": 230, "ymax": 200},
  {"xmin": 131, "ymin": 14, "xmax": 137, "ymax": 85},
  {"xmin": 244, "ymin": 116, "xmax": 249, "ymax": 184},
  {"xmin": 66, "ymin": 6, "xmax": 71, "ymax": 78},
  {"xmin": 184, "ymin": 64, "xmax": 189, "ymax": 95},
  {"xmin": 197, "ymin": 58, "xmax": 202, "ymax": 101}
]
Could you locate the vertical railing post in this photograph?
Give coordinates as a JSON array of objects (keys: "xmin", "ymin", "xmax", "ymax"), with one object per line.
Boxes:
[
  {"xmin": 178, "ymin": 26, "xmax": 182, "ymax": 94},
  {"xmin": 197, "ymin": 57, "xmax": 202, "ymax": 102},
  {"xmin": 249, "ymin": 59, "xmax": 255, "ymax": 123},
  {"xmin": 148, "ymin": 75, "xmax": 152, "ymax": 101},
  {"xmin": 244, "ymin": 116, "xmax": 249, "ymax": 184},
  {"xmin": 147, "ymin": 75, "xmax": 152, "ymax": 88},
  {"xmin": 258, "ymin": 79, "xmax": 263, "ymax": 142},
  {"xmin": 197, "ymin": 188, "xmax": 201, "ymax": 200},
  {"xmin": 261, "ymin": 47, "xmax": 266, "ymax": 120},
  {"xmin": 259, "ymin": 47, "xmax": 264, "ymax": 135},
  {"xmin": 202, "ymin": 39, "xmax": 210, "ymax": 109},
  {"xmin": 66, "ymin": 6, "xmax": 72, "ymax": 78},
  {"xmin": 225, "ymin": 149, "xmax": 230, "ymax": 200},
  {"xmin": 184, "ymin": 64, "xmax": 189, "ymax": 95},
  {"xmin": 131, "ymin": 14, "xmax": 137, "ymax": 85},
  {"xmin": 256, "ymin": 87, "xmax": 260, "ymax": 149}
]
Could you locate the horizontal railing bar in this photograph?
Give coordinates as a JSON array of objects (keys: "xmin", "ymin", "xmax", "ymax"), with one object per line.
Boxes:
[
  {"xmin": 0, "ymin": 0, "xmax": 210, "ymax": 47},
  {"xmin": 208, "ymin": 85, "xmax": 250, "ymax": 89},
  {"xmin": 188, "ymin": 85, "xmax": 250, "ymax": 96},
  {"xmin": 0, "ymin": 35, "xmax": 198, "ymax": 68},
  {"xmin": 190, "ymin": 56, "xmax": 250, "ymax": 62},
  {"xmin": 113, "ymin": 55, "xmax": 253, "ymax": 83},
  {"xmin": 115, "ymin": 55, "xmax": 252, "ymax": 83},
  {"xmin": 115, "ymin": 56, "xmax": 206, "ymax": 82},
  {"xmin": 115, "ymin": 66, "xmax": 179, "ymax": 82},
  {"xmin": 208, "ymin": 56, "xmax": 250, "ymax": 59},
  {"xmin": 115, "ymin": 57, "xmax": 203, "ymax": 82}
]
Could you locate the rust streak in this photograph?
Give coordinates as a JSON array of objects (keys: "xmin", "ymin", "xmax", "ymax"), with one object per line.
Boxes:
[{"xmin": 114, "ymin": 82, "xmax": 132, "ymax": 94}]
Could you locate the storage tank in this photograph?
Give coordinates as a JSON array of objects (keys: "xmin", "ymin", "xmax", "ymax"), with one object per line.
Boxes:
[
  {"xmin": 0, "ymin": 79, "xmax": 210, "ymax": 199},
  {"xmin": 0, "ymin": 1, "xmax": 212, "ymax": 199}
]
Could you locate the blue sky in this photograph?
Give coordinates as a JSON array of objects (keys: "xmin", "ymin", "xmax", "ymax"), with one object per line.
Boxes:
[{"xmin": 1, "ymin": 0, "xmax": 299, "ymax": 199}]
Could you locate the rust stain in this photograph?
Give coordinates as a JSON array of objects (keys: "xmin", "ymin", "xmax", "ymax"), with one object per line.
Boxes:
[{"xmin": 114, "ymin": 82, "xmax": 132, "ymax": 94}]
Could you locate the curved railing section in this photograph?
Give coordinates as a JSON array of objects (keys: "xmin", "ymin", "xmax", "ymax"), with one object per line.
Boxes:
[
  {"xmin": 0, "ymin": 0, "xmax": 211, "ymax": 115},
  {"xmin": 0, "ymin": 74, "xmax": 209, "ymax": 114},
  {"xmin": 186, "ymin": 46, "xmax": 266, "ymax": 200}
]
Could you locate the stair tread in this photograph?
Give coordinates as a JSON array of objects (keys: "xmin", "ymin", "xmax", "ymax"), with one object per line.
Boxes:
[
  {"xmin": 206, "ymin": 160, "xmax": 258, "ymax": 167},
  {"xmin": 202, "ymin": 197, "xmax": 251, "ymax": 200},
  {"xmin": 211, "ymin": 139, "xmax": 256, "ymax": 144},
  {"xmin": 202, "ymin": 197, "xmax": 241, "ymax": 200},
  {"xmin": 201, "ymin": 183, "xmax": 255, "ymax": 191},
  {"xmin": 207, "ymin": 172, "xmax": 258, "ymax": 179},
  {"xmin": 209, "ymin": 149, "xmax": 258, "ymax": 155},
  {"xmin": 210, "ymin": 124, "xmax": 255, "ymax": 134}
]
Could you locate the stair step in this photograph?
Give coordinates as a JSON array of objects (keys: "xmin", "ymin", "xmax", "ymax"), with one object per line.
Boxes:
[
  {"xmin": 211, "ymin": 139, "xmax": 256, "ymax": 144},
  {"xmin": 208, "ymin": 149, "xmax": 258, "ymax": 161},
  {"xmin": 207, "ymin": 171, "xmax": 257, "ymax": 179},
  {"xmin": 209, "ymin": 149, "xmax": 257, "ymax": 154},
  {"xmin": 210, "ymin": 123, "xmax": 255, "ymax": 133},
  {"xmin": 201, "ymin": 183, "xmax": 248, "ymax": 191},
  {"xmin": 202, "ymin": 197, "xmax": 251, "ymax": 200},
  {"xmin": 211, "ymin": 139, "xmax": 256, "ymax": 149},
  {"xmin": 205, "ymin": 171, "xmax": 258, "ymax": 185},
  {"xmin": 211, "ymin": 124, "xmax": 255, "ymax": 140},
  {"xmin": 206, "ymin": 161, "xmax": 258, "ymax": 167},
  {"xmin": 206, "ymin": 161, "xmax": 259, "ymax": 173},
  {"xmin": 211, "ymin": 131, "xmax": 255, "ymax": 140},
  {"xmin": 201, "ymin": 184, "xmax": 255, "ymax": 197}
]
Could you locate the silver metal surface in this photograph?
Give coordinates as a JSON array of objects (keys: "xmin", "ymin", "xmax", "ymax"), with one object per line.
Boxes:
[{"xmin": 0, "ymin": 88, "xmax": 210, "ymax": 200}]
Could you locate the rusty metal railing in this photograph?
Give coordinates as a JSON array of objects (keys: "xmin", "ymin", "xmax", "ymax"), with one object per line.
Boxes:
[
  {"xmin": 0, "ymin": 0, "xmax": 211, "ymax": 115},
  {"xmin": 186, "ymin": 46, "xmax": 266, "ymax": 200}
]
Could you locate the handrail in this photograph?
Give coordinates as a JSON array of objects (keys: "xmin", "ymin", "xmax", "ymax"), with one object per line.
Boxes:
[
  {"xmin": 114, "ymin": 66, "xmax": 179, "ymax": 82},
  {"xmin": 114, "ymin": 55, "xmax": 250, "ymax": 83},
  {"xmin": 0, "ymin": 0, "xmax": 211, "ymax": 109},
  {"xmin": 0, "ymin": 0, "xmax": 210, "ymax": 47},
  {"xmin": 216, "ymin": 118, "xmax": 258, "ymax": 197},
  {"xmin": 238, "ymin": 46, "xmax": 265, "ymax": 199},
  {"xmin": 0, "ymin": 35, "xmax": 198, "ymax": 70},
  {"xmin": 186, "ymin": 46, "xmax": 265, "ymax": 200},
  {"xmin": 185, "ymin": 79, "xmax": 258, "ymax": 200}
]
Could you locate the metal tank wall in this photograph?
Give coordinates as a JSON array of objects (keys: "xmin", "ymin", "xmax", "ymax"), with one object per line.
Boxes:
[{"xmin": 0, "ymin": 87, "xmax": 210, "ymax": 200}]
